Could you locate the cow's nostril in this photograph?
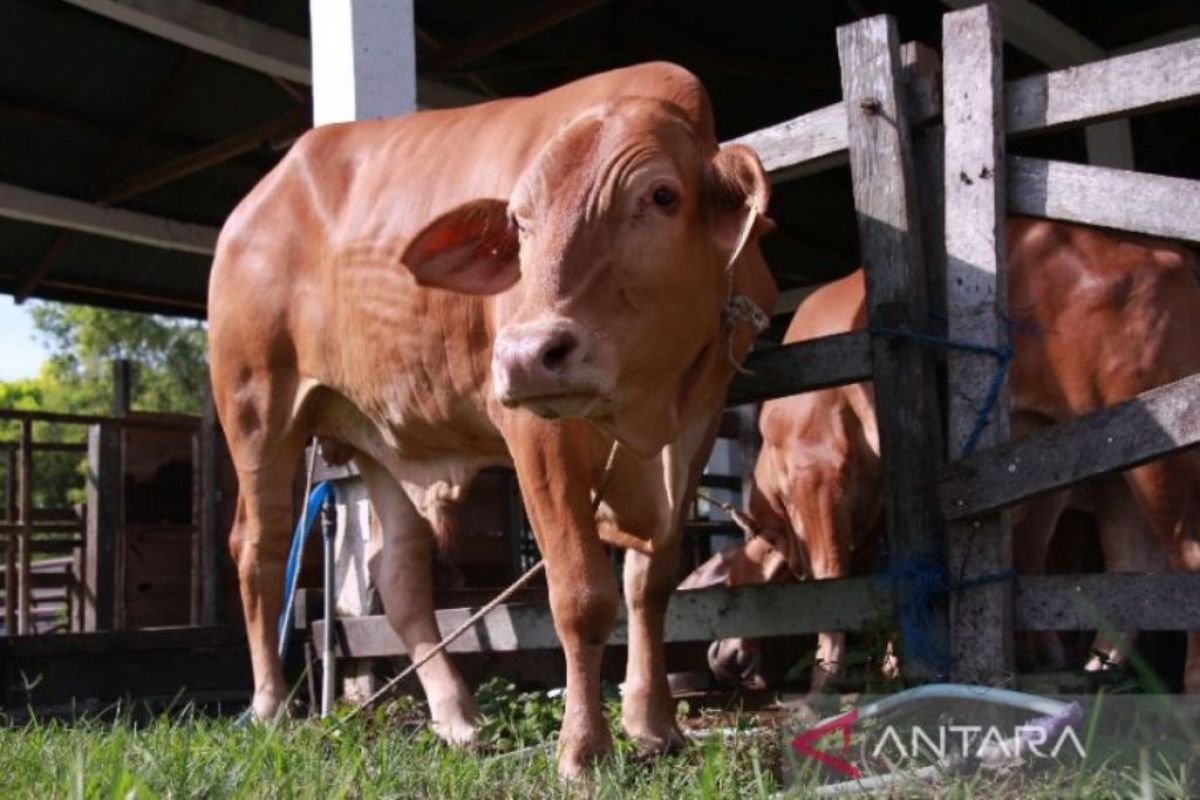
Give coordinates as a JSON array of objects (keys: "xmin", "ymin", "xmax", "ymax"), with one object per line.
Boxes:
[{"xmin": 540, "ymin": 332, "xmax": 578, "ymax": 371}]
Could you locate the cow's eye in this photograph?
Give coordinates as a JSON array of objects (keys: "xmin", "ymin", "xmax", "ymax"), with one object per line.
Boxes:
[{"xmin": 651, "ymin": 186, "xmax": 678, "ymax": 210}]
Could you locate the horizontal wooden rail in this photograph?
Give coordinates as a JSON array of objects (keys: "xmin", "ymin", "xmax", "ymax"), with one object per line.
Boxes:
[
  {"xmin": 0, "ymin": 524, "xmax": 82, "ymax": 535},
  {"xmin": 1008, "ymin": 155, "xmax": 1200, "ymax": 243},
  {"xmin": 940, "ymin": 371, "xmax": 1200, "ymax": 520},
  {"xmin": 314, "ymin": 578, "xmax": 890, "ymax": 658},
  {"xmin": 309, "ymin": 571, "xmax": 1200, "ymax": 659},
  {"xmin": 730, "ymin": 42, "xmax": 940, "ymax": 182},
  {"xmin": 0, "ymin": 408, "xmax": 199, "ymax": 430},
  {"xmin": 732, "ymin": 103, "xmax": 851, "ymax": 182},
  {"xmin": 1006, "ymin": 37, "xmax": 1200, "ymax": 136},
  {"xmin": 0, "ymin": 441, "xmax": 87, "ymax": 453},
  {"xmin": 727, "ymin": 331, "xmax": 872, "ymax": 405},
  {"xmin": 733, "ymin": 36, "xmax": 1198, "ymax": 185},
  {"xmin": 1017, "ymin": 573, "xmax": 1200, "ymax": 631},
  {"xmin": 0, "ymin": 571, "xmax": 76, "ymax": 591}
]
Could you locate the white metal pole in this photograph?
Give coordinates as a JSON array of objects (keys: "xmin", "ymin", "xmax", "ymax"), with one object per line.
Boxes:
[{"xmin": 320, "ymin": 495, "xmax": 337, "ymax": 717}]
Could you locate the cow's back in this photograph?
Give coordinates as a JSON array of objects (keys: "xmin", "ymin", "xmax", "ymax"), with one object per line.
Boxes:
[{"xmin": 1006, "ymin": 218, "xmax": 1200, "ymax": 420}]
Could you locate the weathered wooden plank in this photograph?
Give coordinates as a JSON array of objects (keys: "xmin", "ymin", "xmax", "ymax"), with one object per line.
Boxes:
[
  {"xmin": 1015, "ymin": 573, "xmax": 1200, "ymax": 631},
  {"xmin": 731, "ymin": 103, "xmax": 849, "ymax": 182},
  {"xmin": 2, "ymin": 447, "xmax": 14, "ymax": 636},
  {"xmin": 941, "ymin": 371, "xmax": 1200, "ymax": 521},
  {"xmin": 726, "ymin": 332, "xmax": 872, "ymax": 405},
  {"xmin": 735, "ymin": 35, "xmax": 1200, "ymax": 186},
  {"xmin": 942, "ymin": 3, "xmax": 1014, "ymax": 683},
  {"xmin": 729, "ymin": 41, "xmax": 942, "ymax": 183},
  {"xmin": 1006, "ymin": 36, "xmax": 1200, "ymax": 137},
  {"xmin": 84, "ymin": 424, "xmax": 120, "ymax": 631},
  {"xmin": 307, "ymin": 571, "xmax": 1200, "ymax": 660},
  {"xmin": 313, "ymin": 578, "xmax": 891, "ymax": 658},
  {"xmin": 199, "ymin": 388, "xmax": 222, "ymax": 626},
  {"xmin": 1008, "ymin": 155, "xmax": 1200, "ymax": 244},
  {"xmin": 837, "ymin": 15, "xmax": 946, "ymax": 677},
  {"xmin": 16, "ymin": 420, "xmax": 32, "ymax": 635}
]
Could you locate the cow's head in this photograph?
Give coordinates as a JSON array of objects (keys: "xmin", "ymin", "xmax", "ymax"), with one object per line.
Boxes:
[{"xmin": 402, "ymin": 97, "xmax": 776, "ymax": 455}]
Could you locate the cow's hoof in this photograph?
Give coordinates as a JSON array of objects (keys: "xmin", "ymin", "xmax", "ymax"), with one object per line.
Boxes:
[
  {"xmin": 430, "ymin": 697, "xmax": 481, "ymax": 746},
  {"xmin": 629, "ymin": 722, "xmax": 686, "ymax": 756},
  {"xmin": 432, "ymin": 716, "xmax": 479, "ymax": 746},
  {"xmin": 556, "ymin": 724, "xmax": 613, "ymax": 780},
  {"xmin": 250, "ymin": 688, "xmax": 289, "ymax": 722}
]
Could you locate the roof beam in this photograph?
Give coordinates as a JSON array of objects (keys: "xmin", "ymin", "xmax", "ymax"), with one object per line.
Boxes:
[
  {"xmin": 0, "ymin": 181, "xmax": 218, "ymax": 255},
  {"xmin": 425, "ymin": 0, "xmax": 607, "ymax": 73},
  {"xmin": 97, "ymin": 110, "xmax": 308, "ymax": 204},
  {"xmin": 941, "ymin": 0, "xmax": 1133, "ymax": 168},
  {"xmin": 59, "ymin": 0, "xmax": 484, "ymax": 109}
]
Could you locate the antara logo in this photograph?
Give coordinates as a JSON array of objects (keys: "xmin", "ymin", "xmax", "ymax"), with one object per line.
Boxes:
[
  {"xmin": 870, "ymin": 723, "xmax": 1086, "ymax": 761},
  {"xmin": 790, "ymin": 709, "xmax": 861, "ymax": 779},
  {"xmin": 790, "ymin": 708, "xmax": 1086, "ymax": 779}
]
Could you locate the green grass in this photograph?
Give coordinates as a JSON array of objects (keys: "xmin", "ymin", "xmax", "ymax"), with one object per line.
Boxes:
[
  {"xmin": 0, "ymin": 699, "xmax": 781, "ymax": 799},
  {"xmin": 2, "ymin": 684, "xmax": 1197, "ymax": 799}
]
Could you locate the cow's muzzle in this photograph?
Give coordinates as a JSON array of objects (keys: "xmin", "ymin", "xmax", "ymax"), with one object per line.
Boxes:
[
  {"xmin": 491, "ymin": 318, "xmax": 614, "ymax": 418},
  {"xmin": 708, "ymin": 638, "xmax": 765, "ymax": 689}
]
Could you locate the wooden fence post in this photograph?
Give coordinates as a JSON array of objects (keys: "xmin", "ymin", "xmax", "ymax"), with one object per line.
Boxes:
[
  {"xmin": 942, "ymin": 2, "xmax": 1015, "ymax": 681},
  {"xmin": 4, "ymin": 446, "xmax": 15, "ymax": 635},
  {"xmin": 85, "ymin": 423, "xmax": 121, "ymax": 631},
  {"xmin": 111, "ymin": 359, "xmax": 133, "ymax": 418},
  {"xmin": 17, "ymin": 419, "xmax": 32, "ymax": 634},
  {"xmin": 199, "ymin": 384, "xmax": 224, "ymax": 625},
  {"xmin": 837, "ymin": 15, "xmax": 947, "ymax": 677},
  {"xmin": 190, "ymin": 430, "xmax": 203, "ymax": 626},
  {"xmin": 901, "ymin": 42, "xmax": 946, "ymax": 320}
]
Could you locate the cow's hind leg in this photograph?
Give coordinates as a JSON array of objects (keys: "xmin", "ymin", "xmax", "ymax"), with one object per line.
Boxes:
[
  {"xmin": 357, "ymin": 458, "xmax": 479, "ymax": 744},
  {"xmin": 622, "ymin": 543, "xmax": 686, "ymax": 752},
  {"xmin": 1087, "ymin": 478, "xmax": 1162, "ymax": 672},
  {"xmin": 1011, "ymin": 489, "xmax": 1072, "ymax": 670},
  {"xmin": 1120, "ymin": 456, "xmax": 1200, "ymax": 692},
  {"xmin": 228, "ymin": 444, "xmax": 305, "ymax": 720}
]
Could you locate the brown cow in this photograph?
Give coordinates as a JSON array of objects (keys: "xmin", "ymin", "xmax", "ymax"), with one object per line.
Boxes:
[
  {"xmin": 688, "ymin": 218, "xmax": 1197, "ymax": 691},
  {"xmin": 207, "ymin": 63, "xmax": 777, "ymax": 777}
]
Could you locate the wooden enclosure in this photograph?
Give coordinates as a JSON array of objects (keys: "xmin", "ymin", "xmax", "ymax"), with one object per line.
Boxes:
[
  {"xmin": 311, "ymin": 6, "xmax": 1200, "ymax": 689},
  {"xmin": 0, "ymin": 376, "xmax": 239, "ymax": 638}
]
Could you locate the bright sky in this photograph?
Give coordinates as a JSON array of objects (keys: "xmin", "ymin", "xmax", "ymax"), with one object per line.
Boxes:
[{"xmin": 0, "ymin": 297, "xmax": 49, "ymax": 381}]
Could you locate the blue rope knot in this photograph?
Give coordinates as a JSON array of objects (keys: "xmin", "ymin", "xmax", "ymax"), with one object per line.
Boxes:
[
  {"xmin": 877, "ymin": 549, "xmax": 950, "ymax": 675},
  {"xmin": 868, "ymin": 324, "xmax": 1013, "ymax": 457},
  {"xmin": 878, "ymin": 552, "xmax": 1017, "ymax": 677}
]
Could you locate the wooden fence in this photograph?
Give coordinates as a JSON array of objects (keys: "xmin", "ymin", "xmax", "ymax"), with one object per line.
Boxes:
[
  {"xmin": 310, "ymin": 6, "xmax": 1200, "ymax": 686},
  {"xmin": 0, "ymin": 415, "xmax": 87, "ymax": 636}
]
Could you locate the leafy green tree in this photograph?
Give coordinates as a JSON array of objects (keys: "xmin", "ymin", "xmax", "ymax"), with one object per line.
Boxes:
[{"xmin": 30, "ymin": 303, "xmax": 207, "ymax": 416}]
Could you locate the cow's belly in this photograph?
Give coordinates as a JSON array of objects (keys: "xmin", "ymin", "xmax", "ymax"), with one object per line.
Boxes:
[{"xmin": 306, "ymin": 374, "xmax": 511, "ymax": 526}]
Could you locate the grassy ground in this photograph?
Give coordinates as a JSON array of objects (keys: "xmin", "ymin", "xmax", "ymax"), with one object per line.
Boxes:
[
  {"xmin": 1, "ymin": 681, "xmax": 1197, "ymax": 798},
  {"xmin": 0, "ymin": 706, "xmax": 778, "ymax": 799}
]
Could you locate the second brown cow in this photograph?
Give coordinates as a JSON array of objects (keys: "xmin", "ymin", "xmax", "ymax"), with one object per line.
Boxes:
[{"xmin": 686, "ymin": 218, "xmax": 1199, "ymax": 691}]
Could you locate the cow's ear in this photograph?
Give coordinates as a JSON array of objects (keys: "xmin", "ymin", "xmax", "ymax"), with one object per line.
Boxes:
[
  {"xmin": 706, "ymin": 144, "xmax": 775, "ymax": 256},
  {"xmin": 402, "ymin": 199, "xmax": 520, "ymax": 295}
]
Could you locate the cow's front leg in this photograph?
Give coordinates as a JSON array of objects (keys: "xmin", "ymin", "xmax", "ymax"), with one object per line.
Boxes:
[
  {"xmin": 508, "ymin": 420, "xmax": 618, "ymax": 778},
  {"xmin": 622, "ymin": 545, "xmax": 686, "ymax": 752}
]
